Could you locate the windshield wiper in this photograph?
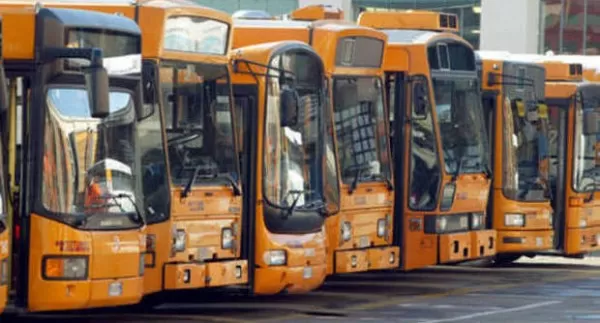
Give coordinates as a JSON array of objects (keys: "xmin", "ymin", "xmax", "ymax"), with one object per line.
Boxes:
[
  {"xmin": 451, "ymin": 156, "xmax": 464, "ymax": 182},
  {"xmin": 180, "ymin": 165, "xmax": 216, "ymax": 198},
  {"xmin": 361, "ymin": 173, "xmax": 394, "ymax": 191},
  {"xmin": 348, "ymin": 165, "xmax": 371, "ymax": 194},
  {"xmin": 103, "ymin": 193, "xmax": 146, "ymax": 226},
  {"xmin": 282, "ymin": 189, "xmax": 313, "ymax": 218},
  {"xmin": 196, "ymin": 173, "xmax": 242, "ymax": 196}
]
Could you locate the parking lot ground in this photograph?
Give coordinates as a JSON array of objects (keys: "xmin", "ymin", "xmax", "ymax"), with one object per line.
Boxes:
[{"xmin": 5, "ymin": 256, "xmax": 600, "ymax": 322}]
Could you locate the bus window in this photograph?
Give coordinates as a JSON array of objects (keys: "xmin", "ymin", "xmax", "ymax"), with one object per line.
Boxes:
[{"xmin": 408, "ymin": 78, "xmax": 440, "ymax": 210}]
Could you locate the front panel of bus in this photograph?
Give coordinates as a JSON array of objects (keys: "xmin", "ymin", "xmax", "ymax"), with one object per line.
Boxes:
[
  {"xmin": 390, "ymin": 39, "xmax": 492, "ymax": 270},
  {"xmin": 481, "ymin": 62, "xmax": 554, "ymax": 260},
  {"xmin": 137, "ymin": 14, "xmax": 247, "ymax": 295},
  {"xmin": 4, "ymin": 9, "xmax": 145, "ymax": 312},
  {"xmin": 547, "ymin": 84, "xmax": 600, "ymax": 255},
  {"xmin": 233, "ymin": 45, "xmax": 339, "ymax": 294},
  {"xmin": 327, "ymin": 36, "xmax": 397, "ymax": 275}
]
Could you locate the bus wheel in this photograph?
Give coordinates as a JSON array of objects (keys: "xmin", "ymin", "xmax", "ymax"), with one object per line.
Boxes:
[{"xmin": 492, "ymin": 254, "xmax": 521, "ymax": 266}]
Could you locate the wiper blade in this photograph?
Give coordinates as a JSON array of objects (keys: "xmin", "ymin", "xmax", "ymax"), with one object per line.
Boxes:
[
  {"xmin": 282, "ymin": 189, "xmax": 313, "ymax": 218},
  {"xmin": 348, "ymin": 165, "xmax": 371, "ymax": 194},
  {"xmin": 181, "ymin": 165, "xmax": 216, "ymax": 198},
  {"xmin": 102, "ymin": 193, "xmax": 146, "ymax": 226},
  {"xmin": 451, "ymin": 156, "xmax": 464, "ymax": 182},
  {"xmin": 197, "ymin": 172, "xmax": 242, "ymax": 196},
  {"xmin": 362, "ymin": 173, "xmax": 394, "ymax": 191}
]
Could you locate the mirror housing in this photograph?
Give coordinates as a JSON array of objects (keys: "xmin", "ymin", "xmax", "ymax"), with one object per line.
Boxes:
[
  {"xmin": 139, "ymin": 62, "xmax": 158, "ymax": 121},
  {"xmin": 84, "ymin": 65, "xmax": 110, "ymax": 119},
  {"xmin": 583, "ymin": 110, "xmax": 600, "ymax": 135},
  {"xmin": 280, "ymin": 87, "xmax": 299, "ymax": 127}
]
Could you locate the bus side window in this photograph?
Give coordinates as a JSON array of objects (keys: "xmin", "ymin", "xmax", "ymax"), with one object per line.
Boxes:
[{"xmin": 408, "ymin": 78, "xmax": 440, "ymax": 211}]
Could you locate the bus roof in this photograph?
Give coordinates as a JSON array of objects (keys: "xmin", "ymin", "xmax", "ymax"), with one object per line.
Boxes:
[
  {"xmin": 476, "ymin": 50, "xmax": 544, "ymax": 66},
  {"xmin": 2, "ymin": 6, "xmax": 140, "ymax": 60},
  {"xmin": 0, "ymin": 0, "xmax": 232, "ymax": 62}
]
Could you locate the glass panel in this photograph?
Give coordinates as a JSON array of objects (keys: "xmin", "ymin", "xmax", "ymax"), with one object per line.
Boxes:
[
  {"xmin": 573, "ymin": 92, "xmax": 600, "ymax": 192},
  {"xmin": 542, "ymin": 0, "xmax": 563, "ymax": 53},
  {"xmin": 586, "ymin": 0, "xmax": 600, "ymax": 54},
  {"xmin": 433, "ymin": 78, "xmax": 488, "ymax": 175},
  {"xmin": 160, "ymin": 63, "xmax": 239, "ymax": 186},
  {"xmin": 409, "ymin": 78, "xmax": 440, "ymax": 211},
  {"xmin": 333, "ymin": 77, "xmax": 391, "ymax": 185},
  {"xmin": 42, "ymin": 87, "xmax": 139, "ymax": 228},
  {"xmin": 563, "ymin": 0, "xmax": 585, "ymax": 54}
]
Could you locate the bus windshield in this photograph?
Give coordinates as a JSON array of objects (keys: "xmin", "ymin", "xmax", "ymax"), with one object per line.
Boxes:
[
  {"xmin": 43, "ymin": 87, "xmax": 140, "ymax": 229},
  {"xmin": 503, "ymin": 97, "xmax": 550, "ymax": 201},
  {"xmin": 263, "ymin": 52, "xmax": 333, "ymax": 212},
  {"xmin": 333, "ymin": 77, "xmax": 391, "ymax": 185},
  {"xmin": 160, "ymin": 62, "xmax": 239, "ymax": 188},
  {"xmin": 433, "ymin": 78, "xmax": 488, "ymax": 175},
  {"xmin": 573, "ymin": 90, "xmax": 600, "ymax": 192}
]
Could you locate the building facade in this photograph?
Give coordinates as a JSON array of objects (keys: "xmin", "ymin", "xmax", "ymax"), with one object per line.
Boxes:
[{"xmin": 192, "ymin": 0, "xmax": 600, "ymax": 54}]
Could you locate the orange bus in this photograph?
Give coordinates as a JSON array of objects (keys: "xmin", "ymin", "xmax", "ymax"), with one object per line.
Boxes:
[
  {"xmin": 30, "ymin": 0, "xmax": 249, "ymax": 300},
  {"xmin": 509, "ymin": 55, "xmax": 600, "ymax": 257},
  {"xmin": 476, "ymin": 51, "xmax": 554, "ymax": 264},
  {"xmin": 230, "ymin": 39, "xmax": 340, "ymax": 293},
  {"xmin": 0, "ymin": 5, "xmax": 147, "ymax": 312},
  {"xmin": 358, "ymin": 11, "xmax": 496, "ymax": 270},
  {"xmin": 233, "ymin": 12, "xmax": 399, "ymax": 276}
]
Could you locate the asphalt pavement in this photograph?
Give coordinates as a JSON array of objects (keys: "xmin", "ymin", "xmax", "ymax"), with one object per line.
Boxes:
[{"xmin": 5, "ymin": 256, "xmax": 600, "ymax": 322}]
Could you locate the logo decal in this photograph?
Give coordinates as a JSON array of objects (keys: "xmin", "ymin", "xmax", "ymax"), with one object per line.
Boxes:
[{"xmin": 112, "ymin": 236, "xmax": 121, "ymax": 253}]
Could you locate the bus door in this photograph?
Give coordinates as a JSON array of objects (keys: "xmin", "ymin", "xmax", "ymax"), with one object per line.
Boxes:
[
  {"xmin": 384, "ymin": 71, "xmax": 407, "ymax": 253},
  {"xmin": 546, "ymin": 98, "xmax": 569, "ymax": 251},
  {"xmin": 232, "ymin": 87, "xmax": 258, "ymax": 289}
]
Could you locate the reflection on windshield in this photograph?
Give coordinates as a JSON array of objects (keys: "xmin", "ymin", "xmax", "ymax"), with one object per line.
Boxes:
[
  {"xmin": 433, "ymin": 78, "xmax": 488, "ymax": 174},
  {"xmin": 503, "ymin": 97, "xmax": 550, "ymax": 201},
  {"xmin": 42, "ymin": 87, "xmax": 138, "ymax": 226},
  {"xmin": 573, "ymin": 93, "xmax": 600, "ymax": 192},
  {"xmin": 333, "ymin": 77, "xmax": 391, "ymax": 184},
  {"xmin": 160, "ymin": 63, "xmax": 238, "ymax": 187}
]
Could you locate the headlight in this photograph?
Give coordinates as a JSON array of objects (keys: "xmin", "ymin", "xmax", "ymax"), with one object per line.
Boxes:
[
  {"xmin": 580, "ymin": 218, "xmax": 587, "ymax": 228},
  {"xmin": 44, "ymin": 257, "xmax": 88, "ymax": 280},
  {"xmin": 139, "ymin": 253, "xmax": 145, "ymax": 276},
  {"xmin": 440, "ymin": 183, "xmax": 456, "ymax": 211},
  {"xmin": 471, "ymin": 213, "xmax": 484, "ymax": 230},
  {"xmin": 0, "ymin": 258, "xmax": 7, "ymax": 285},
  {"xmin": 221, "ymin": 228, "xmax": 234, "ymax": 249},
  {"xmin": 341, "ymin": 221, "xmax": 352, "ymax": 242},
  {"xmin": 377, "ymin": 218, "xmax": 386, "ymax": 237},
  {"xmin": 263, "ymin": 250, "xmax": 286, "ymax": 266},
  {"xmin": 174, "ymin": 229, "xmax": 186, "ymax": 252},
  {"xmin": 437, "ymin": 217, "xmax": 448, "ymax": 232},
  {"xmin": 505, "ymin": 213, "xmax": 525, "ymax": 227}
]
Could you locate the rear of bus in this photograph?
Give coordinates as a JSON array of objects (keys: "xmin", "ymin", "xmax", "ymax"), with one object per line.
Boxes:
[
  {"xmin": 230, "ymin": 41, "xmax": 340, "ymax": 294},
  {"xmin": 1, "ymin": 7, "xmax": 146, "ymax": 312},
  {"xmin": 359, "ymin": 11, "xmax": 495, "ymax": 270},
  {"xmin": 477, "ymin": 53, "xmax": 554, "ymax": 264}
]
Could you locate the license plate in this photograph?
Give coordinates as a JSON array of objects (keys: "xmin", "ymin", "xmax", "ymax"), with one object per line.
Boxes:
[
  {"xmin": 536, "ymin": 237, "xmax": 543, "ymax": 247},
  {"xmin": 359, "ymin": 236, "xmax": 369, "ymax": 248},
  {"xmin": 108, "ymin": 282, "xmax": 123, "ymax": 297},
  {"xmin": 303, "ymin": 266, "xmax": 312, "ymax": 279}
]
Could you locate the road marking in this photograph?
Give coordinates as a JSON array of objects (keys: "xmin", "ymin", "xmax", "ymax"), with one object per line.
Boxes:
[{"xmin": 417, "ymin": 300, "xmax": 561, "ymax": 323}]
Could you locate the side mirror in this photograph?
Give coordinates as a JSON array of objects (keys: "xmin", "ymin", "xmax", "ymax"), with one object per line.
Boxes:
[
  {"xmin": 412, "ymin": 82, "xmax": 428, "ymax": 120},
  {"xmin": 280, "ymin": 87, "xmax": 299, "ymax": 127},
  {"xmin": 84, "ymin": 65, "xmax": 110, "ymax": 119},
  {"xmin": 583, "ymin": 110, "xmax": 600, "ymax": 135},
  {"xmin": 139, "ymin": 62, "xmax": 158, "ymax": 121}
]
